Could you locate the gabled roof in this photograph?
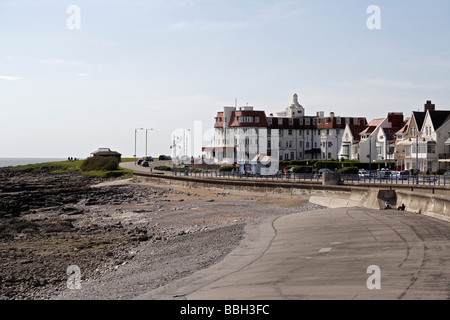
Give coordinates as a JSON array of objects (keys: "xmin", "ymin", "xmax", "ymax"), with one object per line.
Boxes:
[
  {"xmin": 348, "ymin": 124, "xmax": 367, "ymax": 143},
  {"xmin": 360, "ymin": 118, "xmax": 383, "ymax": 135},
  {"xmin": 412, "ymin": 111, "xmax": 426, "ymax": 131},
  {"xmin": 396, "ymin": 117, "xmax": 411, "ymax": 134},
  {"xmin": 428, "ymin": 111, "xmax": 450, "ymax": 131},
  {"xmin": 91, "ymin": 148, "xmax": 121, "ymax": 156}
]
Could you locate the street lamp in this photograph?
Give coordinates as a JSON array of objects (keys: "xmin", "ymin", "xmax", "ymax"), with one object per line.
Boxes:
[
  {"xmin": 183, "ymin": 129, "xmax": 191, "ymax": 157},
  {"xmin": 134, "ymin": 128, "xmax": 143, "ymax": 164},
  {"xmin": 409, "ymin": 135, "xmax": 426, "ymax": 185},
  {"xmin": 145, "ymin": 128, "xmax": 153, "ymax": 158}
]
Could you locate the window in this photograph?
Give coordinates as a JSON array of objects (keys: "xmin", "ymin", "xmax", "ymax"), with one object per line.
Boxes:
[
  {"xmin": 326, "ymin": 129, "xmax": 330, "ymax": 135},
  {"xmin": 289, "ymin": 118, "xmax": 293, "ymax": 125},
  {"xmin": 325, "ymin": 118, "xmax": 329, "ymax": 124},
  {"xmin": 255, "ymin": 116, "xmax": 260, "ymax": 123},
  {"xmin": 305, "ymin": 118, "xmax": 310, "ymax": 125},
  {"xmin": 345, "ymin": 118, "xmax": 350, "ymax": 125},
  {"xmin": 288, "ymin": 129, "xmax": 293, "ymax": 135},
  {"xmin": 268, "ymin": 118, "xmax": 272, "ymax": 125},
  {"xmin": 313, "ymin": 119, "xmax": 317, "ymax": 125},
  {"xmin": 278, "ymin": 118, "xmax": 283, "ymax": 125},
  {"xmin": 299, "ymin": 119, "xmax": 303, "ymax": 125},
  {"xmin": 353, "ymin": 118, "xmax": 358, "ymax": 125},
  {"xmin": 306, "ymin": 142, "xmax": 310, "ymax": 148},
  {"xmin": 427, "ymin": 143, "xmax": 436, "ymax": 154},
  {"xmin": 290, "ymin": 152, "xmax": 295, "ymax": 160},
  {"xmin": 342, "ymin": 145, "xmax": 349, "ymax": 156},
  {"xmin": 289, "ymin": 141, "xmax": 292, "ymax": 148},
  {"xmin": 337, "ymin": 117, "xmax": 341, "ymax": 125}
]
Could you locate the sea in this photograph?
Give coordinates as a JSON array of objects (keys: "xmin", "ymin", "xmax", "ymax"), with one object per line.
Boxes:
[{"xmin": 0, "ymin": 158, "xmax": 67, "ymax": 168}]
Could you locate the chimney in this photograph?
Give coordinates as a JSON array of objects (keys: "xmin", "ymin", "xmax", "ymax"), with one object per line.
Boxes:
[
  {"xmin": 358, "ymin": 118, "xmax": 366, "ymax": 126},
  {"xmin": 424, "ymin": 100, "xmax": 435, "ymax": 112},
  {"xmin": 388, "ymin": 112, "xmax": 404, "ymax": 128},
  {"xmin": 330, "ymin": 112, "xmax": 335, "ymax": 118}
]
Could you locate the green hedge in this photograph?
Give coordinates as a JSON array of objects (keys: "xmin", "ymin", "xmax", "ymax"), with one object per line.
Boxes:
[
  {"xmin": 218, "ymin": 165, "xmax": 235, "ymax": 172},
  {"xmin": 338, "ymin": 166, "xmax": 359, "ymax": 174},
  {"xmin": 80, "ymin": 156, "xmax": 119, "ymax": 172},
  {"xmin": 154, "ymin": 166, "xmax": 172, "ymax": 171}
]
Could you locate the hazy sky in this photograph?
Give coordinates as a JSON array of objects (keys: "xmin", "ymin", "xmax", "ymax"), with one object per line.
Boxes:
[{"xmin": 1, "ymin": 0, "xmax": 450, "ymax": 158}]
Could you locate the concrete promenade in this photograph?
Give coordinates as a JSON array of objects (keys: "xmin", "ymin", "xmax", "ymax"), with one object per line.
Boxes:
[
  {"xmin": 138, "ymin": 206, "xmax": 450, "ymax": 300},
  {"xmin": 120, "ymin": 162, "xmax": 450, "ymax": 300}
]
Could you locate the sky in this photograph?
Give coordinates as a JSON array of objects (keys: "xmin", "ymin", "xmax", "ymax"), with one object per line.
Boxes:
[{"xmin": 1, "ymin": 0, "xmax": 450, "ymax": 158}]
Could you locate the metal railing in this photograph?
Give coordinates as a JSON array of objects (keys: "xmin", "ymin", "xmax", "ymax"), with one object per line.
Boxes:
[{"xmin": 171, "ymin": 169, "xmax": 450, "ymax": 186}]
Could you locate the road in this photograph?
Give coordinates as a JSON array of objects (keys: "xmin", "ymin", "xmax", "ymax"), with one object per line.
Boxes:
[{"xmin": 137, "ymin": 206, "xmax": 450, "ymax": 300}]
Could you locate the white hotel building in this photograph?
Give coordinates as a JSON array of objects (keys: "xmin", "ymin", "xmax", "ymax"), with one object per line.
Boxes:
[{"xmin": 203, "ymin": 94, "xmax": 367, "ymax": 174}]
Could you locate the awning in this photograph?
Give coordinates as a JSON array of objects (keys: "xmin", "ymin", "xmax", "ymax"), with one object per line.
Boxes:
[
  {"xmin": 249, "ymin": 154, "xmax": 271, "ymax": 164},
  {"xmin": 202, "ymin": 147, "xmax": 236, "ymax": 152},
  {"xmin": 445, "ymin": 137, "xmax": 450, "ymax": 146}
]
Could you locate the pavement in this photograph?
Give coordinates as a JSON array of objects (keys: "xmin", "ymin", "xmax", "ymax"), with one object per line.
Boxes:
[
  {"xmin": 121, "ymin": 162, "xmax": 450, "ymax": 300},
  {"xmin": 137, "ymin": 206, "xmax": 450, "ymax": 300}
]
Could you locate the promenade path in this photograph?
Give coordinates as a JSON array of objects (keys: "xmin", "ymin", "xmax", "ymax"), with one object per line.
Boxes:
[
  {"xmin": 137, "ymin": 206, "xmax": 450, "ymax": 300},
  {"xmin": 121, "ymin": 162, "xmax": 450, "ymax": 300}
]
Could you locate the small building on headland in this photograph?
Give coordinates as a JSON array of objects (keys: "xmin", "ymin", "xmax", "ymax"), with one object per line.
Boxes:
[{"xmin": 91, "ymin": 148, "xmax": 122, "ymax": 162}]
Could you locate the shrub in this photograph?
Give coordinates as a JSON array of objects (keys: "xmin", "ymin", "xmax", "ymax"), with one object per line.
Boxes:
[
  {"xmin": 218, "ymin": 165, "xmax": 235, "ymax": 172},
  {"xmin": 338, "ymin": 166, "xmax": 359, "ymax": 174},
  {"xmin": 154, "ymin": 166, "xmax": 172, "ymax": 171},
  {"xmin": 80, "ymin": 156, "xmax": 119, "ymax": 172}
]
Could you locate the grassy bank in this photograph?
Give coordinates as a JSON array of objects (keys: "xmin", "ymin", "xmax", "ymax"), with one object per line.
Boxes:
[{"xmin": 9, "ymin": 159, "xmax": 134, "ymax": 178}]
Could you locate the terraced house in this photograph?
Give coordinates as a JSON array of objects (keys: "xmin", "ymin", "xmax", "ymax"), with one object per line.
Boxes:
[{"xmin": 399, "ymin": 101, "xmax": 450, "ymax": 173}]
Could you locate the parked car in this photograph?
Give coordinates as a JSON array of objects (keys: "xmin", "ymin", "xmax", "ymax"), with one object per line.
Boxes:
[
  {"xmin": 318, "ymin": 168, "xmax": 333, "ymax": 173},
  {"xmin": 376, "ymin": 170, "xmax": 391, "ymax": 179},
  {"xmin": 443, "ymin": 172, "xmax": 450, "ymax": 177},
  {"xmin": 137, "ymin": 158, "xmax": 144, "ymax": 165},
  {"xmin": 392, "ymin": 170, "xmax": 410, "ymax": 180},
  {"xmin": 145, "ymin": 156, "xmax": 154, "ymax": 162},
  {"xmin": 159, "ymin": 155, "xmax": 172, "ymax": 160},
  {"xmin": 358, "ymin": 169, "xmax": 371, "ymax": 178},
  {"xmin": 141, "ymin": 161, "xmax": 149, "ymax": 167}
]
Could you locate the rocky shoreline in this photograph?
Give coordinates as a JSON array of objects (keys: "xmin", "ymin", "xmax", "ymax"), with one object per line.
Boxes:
[{"xmin": 0, "ymin": 168, "xmax": 324, "ymax": 300}]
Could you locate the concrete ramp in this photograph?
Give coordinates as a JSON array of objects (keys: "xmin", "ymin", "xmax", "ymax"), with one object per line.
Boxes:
[{"xmin": 376, "ymin": 189, "xmax": 397, "ymax": 210}]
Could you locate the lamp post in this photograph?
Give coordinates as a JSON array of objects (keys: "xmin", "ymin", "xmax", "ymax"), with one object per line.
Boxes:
[
  {"xmin": 183, "ymin": 129, "xmax": 191, "ymax": 157},
  {"xmin": 409, "ymin": 135, "xmax": 420, "ymax": 185},
  {"xmin": 145, "ymin": 128, "xmax": 153, "ymax": 158},
  {"xmin": 134, "ymin": 128, "xmax": 143, "ymax": 164}
]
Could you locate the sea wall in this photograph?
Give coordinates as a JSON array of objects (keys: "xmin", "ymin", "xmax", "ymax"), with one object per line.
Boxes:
[{"xmin": 133, "ymin": 173, "xmax": 450, "ymax": 222}]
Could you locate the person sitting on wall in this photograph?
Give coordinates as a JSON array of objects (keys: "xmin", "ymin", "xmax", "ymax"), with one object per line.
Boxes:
[
  {"xmin": 384, "ymin": 201, "xmax": 391, "ymax": 210},
  {"xmin": 397, "ymin": 203, "xmax": 406, "ymax": 211}
]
